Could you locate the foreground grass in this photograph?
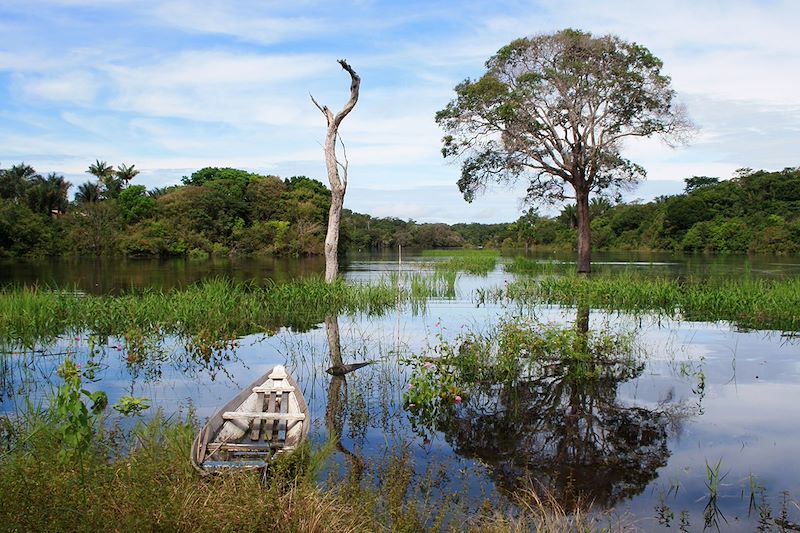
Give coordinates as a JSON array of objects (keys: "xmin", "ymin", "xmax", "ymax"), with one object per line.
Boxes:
[
  {"xmin": 0, "ymin": 411, "xmax": 378, "ymax": 532},
  {"xmin": 480, "ymin": 271, "xmax": 800, "ymax": 331},
  {"xmin": 0, "ymin": 409, "xmax": 626, "ymax": 533}
]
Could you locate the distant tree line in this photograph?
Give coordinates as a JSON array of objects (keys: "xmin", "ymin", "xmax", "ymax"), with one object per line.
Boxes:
[{"xmin": 1, "ymin": 163, "xmax": 799, "ymax": 258}]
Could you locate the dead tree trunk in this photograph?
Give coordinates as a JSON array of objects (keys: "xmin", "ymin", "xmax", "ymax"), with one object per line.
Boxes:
[{"xmin": 311, "ymin": 60, "xmax": 360, "ymax": 283}]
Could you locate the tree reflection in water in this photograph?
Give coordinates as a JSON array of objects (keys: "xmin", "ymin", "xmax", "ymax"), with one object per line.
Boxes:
[
  {"xmin": 406, "ymin": 306, "xmax": 693, "ymax": 511},
  {"xmin": 324, "ymin": 315, "xmax": 366, "ymax": 482}
]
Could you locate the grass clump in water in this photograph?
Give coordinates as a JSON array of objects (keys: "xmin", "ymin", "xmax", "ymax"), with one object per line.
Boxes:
[
  {"xmin": 479, "ymin": 271, "xmax": 800, "ymax": 332},
  {"xmin": 422, "ymin": 249, "xmax": 499, "ymax": 275},
  {"xmin": 0, "ymin": 276, "xmax": 438, "ymax": 349}
]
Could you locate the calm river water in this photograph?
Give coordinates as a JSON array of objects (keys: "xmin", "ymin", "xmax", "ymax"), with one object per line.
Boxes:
[{"xmin": 2, "ymin": 251, "xmax": 799, "ymax": 531}]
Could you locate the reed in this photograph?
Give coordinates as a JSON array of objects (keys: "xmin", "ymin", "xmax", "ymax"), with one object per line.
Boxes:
[
  {"xmin": 478, "ymin": 272, "xmax": 800, "ymax": 331},
  {"xmin": 0, "ymin": 277, "xmax": 436, "ymax": 348},
  {"xmin": 422, "ymin": 249, "xmax": 500, "ymax": 275}
]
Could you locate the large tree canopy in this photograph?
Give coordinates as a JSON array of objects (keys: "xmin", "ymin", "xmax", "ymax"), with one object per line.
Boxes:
[{"xmin": 436, "ymin": 29, "xmax": 691, "ymax": 272}]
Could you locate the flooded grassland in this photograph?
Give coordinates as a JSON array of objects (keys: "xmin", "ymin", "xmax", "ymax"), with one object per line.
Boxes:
[{"xmin": 1, "ymin": 251, "xmax": 799, "ymax": 531}]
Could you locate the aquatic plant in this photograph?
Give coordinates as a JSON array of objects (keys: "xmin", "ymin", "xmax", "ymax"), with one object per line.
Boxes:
[
  {"xmin": 402, "ymin": 316, "xmax": 642, "ymax": 442},
  {"xmin": 479, "ymin": 272, "xmax": 800, "ymax": 332},
  {"xmin": 0, "ymin": 276, "xmax": 447, "ymax": 349},
  {"xmin": 422, "ymin": 248, "xmax": 500, "ymax": 275}
]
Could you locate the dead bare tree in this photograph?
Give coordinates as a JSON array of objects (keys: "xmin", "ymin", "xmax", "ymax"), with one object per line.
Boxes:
[{"xmin": 311, "ymin": 60, "xmax": 360, "ymax": 283}]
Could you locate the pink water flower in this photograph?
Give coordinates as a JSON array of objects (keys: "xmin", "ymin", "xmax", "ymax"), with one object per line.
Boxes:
[
  {"xmin": 423, "ymin": 438, "xmax": 431, "ymax": 446},
  {"xmin": 454, "ymin": 395, "xmax": 462, "ymax": 405},
  {"xmin": 424, "ymin": 361, "xmax": 434, "ymax": 370},
  {"xmin": 407, "ymin": 383, "xmax": 413, "ymax": 390},
  {"xmin": 74, "ymin": 337, "xmax": 81, "ymax": 341}
]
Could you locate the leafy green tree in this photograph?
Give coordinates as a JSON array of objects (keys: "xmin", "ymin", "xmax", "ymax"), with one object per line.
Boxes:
[
  {"xmin": 684, "ymin": 176, "xmax": 719, "ymax": 194},
  {"xmin": 413, "ymin": 223, "xmax": 464, "ymax": 248},
  {"xmin": 436, "ymin": 29, "xmax": 691, "ymax": 272},
  {"xmin": 283, "ymin": 176, "xmax": 332, "ymax": 226},
  {"xmin": 117, "ymin": 185, "xmax": 156, "ymax": 223},
  {"xmin": 681, "ymin": 221, "xmax": 711, "ymax": 252},
  {"xmin": 509, "ymin": 209, "xmax": 540, "ymax": 249},
  {"xmin": 246, "ymin": 176, "xmax": 287, "ymax": 222},
  {"xmin": 589, "ymin": 197, "xmax": 613, "ymax": 219},
  {"xmin": 0, "ymin": 199, "xmax": 58, "ymax": 256},
  {"xmin": 147, "ymin": 186, "xmax": 177, "ymax": 199},
  {"xmin": 663, "ymin": 195, "xmax": 710, "ymax": 233},
  {"xmin": 559, "ymin": 204, "xmax": 578, "ymax": 229},
  {"xmin": 181, "ymin": 167, "xmax": 256, "ymax": 187},
  {"xmin": 63, "ymin": 201, "xmax": 122, "ymax": 255}
]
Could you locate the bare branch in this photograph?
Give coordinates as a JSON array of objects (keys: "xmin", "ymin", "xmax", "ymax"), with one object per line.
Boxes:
[
  {"xmin": 333, "ymin": 59, "xmax": 361, "ymax": 128},
  {"xmin": 336, "ymin": 133, "xmax": 349, "ymax": 188},
  {"xmin": 310, "ymin": 93, "xmax": 325, "ymax": 114}
]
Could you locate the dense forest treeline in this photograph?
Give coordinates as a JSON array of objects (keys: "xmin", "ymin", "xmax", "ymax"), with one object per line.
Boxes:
[{"xmin": 1, "ymin": 162, "xmax": 799, "ymax": 258}]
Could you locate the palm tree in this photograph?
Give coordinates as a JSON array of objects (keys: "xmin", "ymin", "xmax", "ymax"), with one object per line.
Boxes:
[
  {"xmin": 559, "ymin": 204, "xmax": 578, "ymax": 229},
  {"xmin": 589, "ymin": 197, "xmax": 613, "ymax": 219},
  {"xmin": 0, "ymin": 163, "xmax": 39, "ymax": 201},
  {"xmin": 147, "ymin": 186, "xmax": 171, "ymax": 198},
  {"xmin": 75, "ymin": 181, "xmax": 101, "ymax": 203},
  {"xmin": 87, "ymin": 159, "xmax": 121, "ymax": 199},
  {"xmin": 26, "ymin": 173, "xmax": 71, "ymax": 215},
  {"xmin": 86, "ymin": 159, "xmax": 114, "ymax": 181},
  {"xmin": 116, "ymin": 163, "xmax": 139, "ymax": 186}
]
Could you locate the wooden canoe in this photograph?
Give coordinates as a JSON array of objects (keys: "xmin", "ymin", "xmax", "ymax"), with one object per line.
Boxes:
[{"xmin": 191, "ymin": 365, "xmax": 309, "ymax": 474}]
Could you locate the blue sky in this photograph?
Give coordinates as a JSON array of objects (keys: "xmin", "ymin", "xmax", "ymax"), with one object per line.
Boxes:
[{"xmin": 1, "ymin": 0, "xmax": 798, "ymax": 223}]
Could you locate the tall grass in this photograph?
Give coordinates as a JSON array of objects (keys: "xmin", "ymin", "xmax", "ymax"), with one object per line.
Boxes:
[
  {"xmin": 0, "ymin": 277, "xmax": 446, "ymax": 349},
  {"xmin": 479, "ymin": 271, "xmax": 800, "ymax": 331},
  {"xmin": 422, "ymin": 249, "xmax": 500, "ymax": 275},
  {"xmin": 0, "ymin": 405, "xmax": 629, "ymax": 532},
  {"xmin": 0, "ymin": 408, "xmax": 378, "ymax": 532}
]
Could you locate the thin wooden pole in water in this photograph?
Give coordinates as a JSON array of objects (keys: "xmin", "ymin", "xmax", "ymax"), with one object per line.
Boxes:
[{"xmin": 395, "ymin": 244, "xmax": 402, "ymax": 353}]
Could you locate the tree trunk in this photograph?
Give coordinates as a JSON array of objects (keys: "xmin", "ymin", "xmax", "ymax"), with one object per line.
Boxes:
[
  {"xmin": 324, "ymin": 314, "xmax": 365, "ymax": 480},
  {"xmin": 575, "ymin": 187, "xmax": 592, "ymax": 274},
  {"xmin": 311, "ymin": 60, "xmax": 360, "ymax": 284},
  {"xmin": 324, "ymin": 171, "xmax": 345, "ymax": 283},
  {"xmin": 325, "ymin": 314, "xmax": 343, "ymax": 367}
]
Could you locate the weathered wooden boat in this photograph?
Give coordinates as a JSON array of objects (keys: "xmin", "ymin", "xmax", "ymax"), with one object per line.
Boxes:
[{"xmin": 191, "ymin": 365, "xmax": 309, "ymax": 474}]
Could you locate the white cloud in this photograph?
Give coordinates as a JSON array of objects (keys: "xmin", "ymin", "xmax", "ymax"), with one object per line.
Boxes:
[
  {"xmin": 1, "ymin": 0, "xmax": 799, "ymax": 222},
  {"xmin": 151, "ymin": 1, "xmax": 326, "ymax": 45},
  {"xmin": 16, "ymin": 71, "xmax": 98, "ymax": 104},
  {"xmin": 99, "ymin": 51, "xmax": 333, "ymax": 127}
]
